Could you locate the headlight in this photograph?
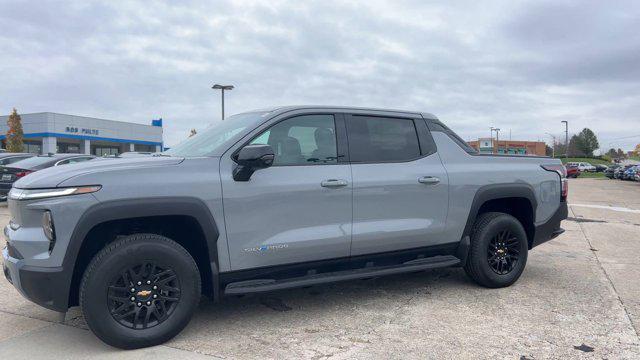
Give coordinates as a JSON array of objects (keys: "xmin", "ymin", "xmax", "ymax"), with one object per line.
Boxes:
[{"xmin": 8, "ymin": 186, "xmax": 101, "ymax": 200}]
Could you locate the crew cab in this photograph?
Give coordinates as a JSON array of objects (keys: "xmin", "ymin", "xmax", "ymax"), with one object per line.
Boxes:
[{"xmin": 2, "ymin": 106, "xmax": 567, "ymax": 349}]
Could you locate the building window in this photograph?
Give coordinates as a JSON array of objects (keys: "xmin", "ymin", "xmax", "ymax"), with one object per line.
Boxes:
[
  {"xmin": 57, "ymin": 142, "xmax": 80, "ymax": 154},
  {"xmin": 24, "ymin": 141, "xmax": 42, "ymax": 154},
  {"xmin": 93, "ymin": 146, "xmax": 120, "ymax": 157},
  {"xmin": 134, "ymin": 144, "xmax": 156, "ymax": 152}
]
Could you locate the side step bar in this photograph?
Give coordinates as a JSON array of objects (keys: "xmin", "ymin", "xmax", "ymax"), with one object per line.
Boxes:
[{"xmin": 224, "ymin": 255, "xmax": 460, "ymax": 295}]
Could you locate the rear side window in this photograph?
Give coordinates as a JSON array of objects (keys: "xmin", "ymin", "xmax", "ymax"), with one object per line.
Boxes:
[
  {"xmin": 346, "ymin": 116, "xmax": 421, "ymax": 162},
  {"xmin": 427, "ymin": 121, "xmax": 477, "ymax": 154}
]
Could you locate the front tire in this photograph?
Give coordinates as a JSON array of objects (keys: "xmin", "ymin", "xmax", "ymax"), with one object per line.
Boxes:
[
  {"xmin": 80, "ymin": 234, "xmax": 201, "ymax": 349},
  {"xmin": 464, "ymin": 212, "xmax": 528, "ymax": 288}
]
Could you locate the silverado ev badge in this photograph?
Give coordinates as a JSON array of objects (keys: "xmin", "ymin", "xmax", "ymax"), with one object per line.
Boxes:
[{"xmin": 243, "ymin": 244, "xmax": 289, "ymax": 253}]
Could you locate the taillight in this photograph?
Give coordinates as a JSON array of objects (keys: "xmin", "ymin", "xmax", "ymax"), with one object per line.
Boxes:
[
  {"xmin": 15, "ymin": 171, "xmax": 33, "ymax": 178},
  {"xmin": 541, "ymin": 164, "xmax": 568, "ymax": 201}
]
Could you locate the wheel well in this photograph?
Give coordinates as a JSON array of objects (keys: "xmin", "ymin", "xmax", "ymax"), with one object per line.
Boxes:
[
  {"xmin": 68, "ymin": 215, "xmax": 214, "ymax": 307},
  {"xmin": 476, "ymin": 197, "xmax": 535, "ymax": 248}
]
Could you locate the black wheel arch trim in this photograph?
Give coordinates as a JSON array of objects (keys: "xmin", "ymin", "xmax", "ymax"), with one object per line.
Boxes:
[
  {"xmin": 462, "ymin": 183, "xmax": 538, "ymax": 241},
  {"xmin": 57, "ymin": 197, "xmax": 220, "ymax": 310}
]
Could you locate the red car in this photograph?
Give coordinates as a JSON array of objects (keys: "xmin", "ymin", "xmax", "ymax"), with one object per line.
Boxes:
[{"xmin": 565, "ymin": 164, "xmax": 580, "ymax": 178}]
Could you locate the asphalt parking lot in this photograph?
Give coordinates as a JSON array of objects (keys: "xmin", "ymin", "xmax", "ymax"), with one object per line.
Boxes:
[{"xmin": 1, "ymin": 178, "xmax": 639, "ymax": 359}]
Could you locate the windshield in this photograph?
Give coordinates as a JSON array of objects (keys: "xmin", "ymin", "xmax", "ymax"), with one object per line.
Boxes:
[
  {"xmin": 164, "ymin": 111, "xmax": 270, "ymax": 157},
  {"xmin": 9, "ymin": 156, "xmax": 55, "ymax": 169}
]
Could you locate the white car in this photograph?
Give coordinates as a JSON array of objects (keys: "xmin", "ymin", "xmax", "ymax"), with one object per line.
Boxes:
[{"xmin": 566, "ymin": 162, "xmax": 596, "ymax": 172}]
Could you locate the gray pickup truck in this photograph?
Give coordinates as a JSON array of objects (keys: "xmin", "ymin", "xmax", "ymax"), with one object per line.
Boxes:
[{"xmin": 2, "ymin": 106, "xmax": 567, "ymax": 349}]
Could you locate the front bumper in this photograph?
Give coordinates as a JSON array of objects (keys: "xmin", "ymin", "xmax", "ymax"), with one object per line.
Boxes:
[
  {"xmin": 3, "ymin": 247, "xmax": 69, "ymax": 312},
  {"xmin": 531, "ymin": 201, "xmax": 568, "ymax": 248}
]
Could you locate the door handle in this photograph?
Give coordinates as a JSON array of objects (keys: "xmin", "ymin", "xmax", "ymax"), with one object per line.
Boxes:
[
  {"xmin": 321, "ymin": 179, "xmax": 348, "ymax": 188},
  {"xmin": 418, "ymin": 176, "xmax": 440, "ymax": 185}
]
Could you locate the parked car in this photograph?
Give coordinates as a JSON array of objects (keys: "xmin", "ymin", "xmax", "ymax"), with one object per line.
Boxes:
[
  {"xmin": 614, "ymin": 165, "xmax": 633, "ymax": 179},
  {"xmin": 604, "ymin": 164, "xmax": 620, "ymax": 179},
  {"xmin": 565, "ymin": 164, "xmax": 580, "ymax": 178},
  {"xmin": 0, "ymin": 153, "xmax": 96, "ymax": 200},
  {"xmin": 0, "ymin": 152, "xmax": 34, "ymax": 166},
  {"xmin": 568, "ymin": 162, "xmax": 596, "ymax": 172},
  {"xmin": 594, "ymin": 164, "xmax": 608, "ymax": 172},
  {"xmin": 3, "ymin": 106, "xmax": 568, "ymax": 349},
  {"xmin": 623, "ymin": 165, "xmax": 639, "ymax": 180}
]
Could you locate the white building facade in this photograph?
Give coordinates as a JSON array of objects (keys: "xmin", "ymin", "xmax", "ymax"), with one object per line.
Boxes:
[{"xmin": 0, "ymin": 112, "xmax": 163, "ymax": 156}]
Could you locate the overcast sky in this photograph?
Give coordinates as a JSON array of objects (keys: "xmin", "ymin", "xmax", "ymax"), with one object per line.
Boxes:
[{"xmin": 1, "ymin": 0, "xmax": 639, "ymax": 150}]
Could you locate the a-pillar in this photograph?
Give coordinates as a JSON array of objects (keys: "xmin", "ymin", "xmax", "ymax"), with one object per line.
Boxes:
[{"xmin": 42, "ymin": 137, "xmax": 57, "ymax": 154}]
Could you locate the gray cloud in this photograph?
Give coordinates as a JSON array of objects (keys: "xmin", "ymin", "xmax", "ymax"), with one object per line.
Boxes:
[{"xmin": 1, "ymin": 0, "xmax": 639, "ymax": 150}]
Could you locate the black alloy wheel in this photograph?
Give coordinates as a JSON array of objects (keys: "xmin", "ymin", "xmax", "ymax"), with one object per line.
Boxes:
[
  {"xmin": 80, "ymin": 234, "xmax": 201, "ymax": 349},
  {"xmin": 108, "ymin": 262, "xmax": 181, "ymax": 329},
  {"xmin": 464, "ymin": 212, "xmax": 529, "ymax": 288},
  {"xmin": 487, "ymin": 229, "xmax": 521, "ymax": 275}
]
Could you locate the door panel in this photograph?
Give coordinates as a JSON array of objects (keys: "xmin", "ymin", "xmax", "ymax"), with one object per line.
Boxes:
[
  {"xmin": 345, "ymin": 115, "xmax": 449, "ymax": 256},
  {"xmin": 220, "ymin": 114, "xmax": 352, "ymax": 271},
  {"xmin": 350, "ymin": 155, "xmax": 449, "ymax": 255}
]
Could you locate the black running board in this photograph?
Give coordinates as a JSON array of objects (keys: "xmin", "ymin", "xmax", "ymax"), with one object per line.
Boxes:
[{"xmin": 224, "ymin": 255, "xmax": 460, "ymax": 295}]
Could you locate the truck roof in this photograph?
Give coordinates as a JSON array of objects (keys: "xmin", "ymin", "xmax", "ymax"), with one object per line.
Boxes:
[{"xmin": 238, "ymin": 105, "xmax": 439, "ymax": 120}]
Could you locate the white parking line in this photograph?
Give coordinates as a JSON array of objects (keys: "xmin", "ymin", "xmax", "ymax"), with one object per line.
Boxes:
[{"xmin": 570, "ymin": 203, "xmax": 640, "ymax": 214}]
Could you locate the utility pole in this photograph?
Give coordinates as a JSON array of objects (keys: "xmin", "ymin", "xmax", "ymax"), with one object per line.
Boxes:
[
  {"xmin": 211, "ymin": 84, "xmax": 234, "ymax": 120},
  {"xmin": 561, "ymin": 121, "xmax": 568, "ymax": 158}
]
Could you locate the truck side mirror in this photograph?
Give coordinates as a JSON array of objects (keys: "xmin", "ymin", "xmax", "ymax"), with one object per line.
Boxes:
[{"xmin": 232, "ymin": 144, "xmax": 275, "ymax": 181}]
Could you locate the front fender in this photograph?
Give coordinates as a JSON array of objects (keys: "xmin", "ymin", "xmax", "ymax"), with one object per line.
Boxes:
[{"xmin": 61, "ymin": 197, "xmax": 220, "ymax": 308}]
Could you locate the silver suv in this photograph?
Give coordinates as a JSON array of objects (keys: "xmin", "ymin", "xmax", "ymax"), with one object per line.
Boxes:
[{"xmin": 3, "ymin": 106, "xmax": 567, "ymax": 349}]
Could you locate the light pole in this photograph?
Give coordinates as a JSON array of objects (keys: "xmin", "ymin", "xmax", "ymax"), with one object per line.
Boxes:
[
  {"xmin": 490, "ymin": 127, "xmax": 496, "ymax": 153},
  {"xmin": 546, "ymin": 132, "xmax": 557, "ymax": 158},
  {"xmin": 491, "ymin": 127, "xmax": 501, "ymax": 154},
  {"xmin": 211, "ymin": 84, "xmax": 234, "ymax": 120},
  {"xmin": 561, "ymin": 121, "xmax": 568, "ymax": 158}
]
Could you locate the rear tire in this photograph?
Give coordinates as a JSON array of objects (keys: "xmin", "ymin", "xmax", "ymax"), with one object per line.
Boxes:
[
  {"xmin": 80, "ymin": 234, "xmax": 201, "ymax": 349},
  {"xmin": 464, "ymin": 212, "xmax": 528, "ymax": 288}
]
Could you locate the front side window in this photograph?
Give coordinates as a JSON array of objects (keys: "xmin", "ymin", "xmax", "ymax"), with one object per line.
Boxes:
[
  {"xmin": 347, "ymin": 116, "xmax": 421, "ymax": 162},
  {"xmin": 250, "ymin": 114, "xmax": 337, "ymax": 166}
]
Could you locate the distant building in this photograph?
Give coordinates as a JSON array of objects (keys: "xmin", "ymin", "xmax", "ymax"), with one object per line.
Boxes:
[
  {"xmin": 467, "ymin": 137, "xmax": 546, "ymax": 156},
  {"xmin": 0, "ymin": 112, "xmax": 163, "ymax": 156}
]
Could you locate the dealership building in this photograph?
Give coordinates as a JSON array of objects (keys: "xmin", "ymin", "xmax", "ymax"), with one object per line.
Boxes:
[
  {"xmin": 0, "ymin": 112, "xmax": 163, "ymax": 156},
  {"xmin": 467, "ymin": 137, "xmax": 547, "ymax": 156}
]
